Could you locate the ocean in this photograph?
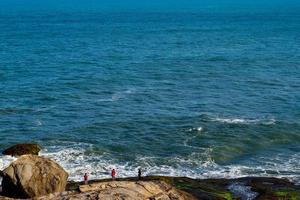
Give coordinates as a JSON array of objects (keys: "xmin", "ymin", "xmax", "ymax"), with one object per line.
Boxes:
[{"xmin": 0, "ymin": 6, "xmax": 300, "ymax": 183}]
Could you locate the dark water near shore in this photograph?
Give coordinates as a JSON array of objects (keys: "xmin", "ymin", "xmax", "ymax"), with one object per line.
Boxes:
[{"xmin": 1, "ymin": 8, "xmax": 300, "ymax": 182}]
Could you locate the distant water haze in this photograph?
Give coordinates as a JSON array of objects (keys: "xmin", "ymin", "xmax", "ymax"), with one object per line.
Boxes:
[{"xmin": 0, "ymin": 0, "xmax": 300, "ymax": 183}]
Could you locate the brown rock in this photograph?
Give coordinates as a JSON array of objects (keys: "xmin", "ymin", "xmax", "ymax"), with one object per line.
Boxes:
[
  {"xmin": 2, "ymin": 143, "xmax": 42, "ymax": 156},
  {"xmin": 1, "ymin": 155, "xmax": 68, "ymax": 198},
  {"xmin": 77, "ymin": 181, "xmax": 194, "ymax": 200}
]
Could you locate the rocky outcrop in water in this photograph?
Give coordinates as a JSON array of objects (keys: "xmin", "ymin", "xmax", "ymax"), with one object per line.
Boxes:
[
  {"xmin": 157, "ymin": 176, "xmax": 300, "ymax": 200},
  {"xmin": 1, "ymin": 155, "xmax": 68, "ymax": 198},
  {"xmin": 2, "ymin": 144, "xmax": 41, "ymax": 156}
]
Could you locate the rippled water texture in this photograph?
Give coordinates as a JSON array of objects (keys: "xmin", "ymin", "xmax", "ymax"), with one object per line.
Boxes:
[{"xmin": 0, "ymin": 11, "xmax": 300, "ymax": 182}]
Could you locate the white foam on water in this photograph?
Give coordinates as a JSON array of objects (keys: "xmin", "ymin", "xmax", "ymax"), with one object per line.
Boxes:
[
  {"xmin": 0, "ymin": 155, "xmax": 16, "ymax": 171},
  {"xmin": 124, "ymin": 88, "xmax": 136, "ymax": 94},
  {"xmin": 0, "ymin": 155, "xmax": 17, "ymax": 186},
  {"xmin": 97, "ymin": 98, "xmax": 115, "ymax": 102},
  {"xmin": 1, "ymin": 142, "xmax": 299, "ymax": 185},
  {"xmin": 34, "ymin": 120, "xmax": 43, "ymax": 126},
  {"xmin": 197, "ymin": 127, "xmax": 203, "ymax": 131},
  {"xmin": 35, "ymin": 105, "xmax": 56, "ymax": 112},
  {"xmin": 97, "ymin": 88, "xmax": 136, "ymax": 102},
  {"xmin": 184, "ymin": 127, "xmax": 204, "ymax": 147},
  {"xmin": 38, "ymin": 143, "xmax": 218, "ymax": 181},
  {"xmin": 263, "ymin": 118, "xmax": 277, "ymax": 125},
  {"xmin": 40, "ymin": 144, "xmax": 300, "ymax": 184},
  {"xmin": 211, "ymin": 117, "xmax": 276, "ymax": 125},
  {"xmin": 111, "ymin": 93, "xmax": 122, "ymax": 101},
  {"xmin": 228, "ymin": 182, "xmax": 258, "ymax": 200},
  {"xmin": 188, "ymin": 127, "xmax": 203, "ymax": 132},
  {"xmin": 39, "ymin": 144, "xmax": 138, "ymax": 181}
]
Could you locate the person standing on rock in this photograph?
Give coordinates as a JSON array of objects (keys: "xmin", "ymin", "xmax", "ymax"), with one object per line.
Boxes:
[
  {"xmin": 111, "ymin": 169, "xmax": 116, "ymax": 181},
  {"xmin": 84, "ymin": 173, "xmax": 89, "ymax": 185},
  {"xmin": 138, "ymin": 168, "xmax": 142, "ymax": 180}
]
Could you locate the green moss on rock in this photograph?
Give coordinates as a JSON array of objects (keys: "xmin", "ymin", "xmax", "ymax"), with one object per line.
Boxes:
[{"xmin": 275, "ymin": 190, "xmax": 300, "ymax": 200}]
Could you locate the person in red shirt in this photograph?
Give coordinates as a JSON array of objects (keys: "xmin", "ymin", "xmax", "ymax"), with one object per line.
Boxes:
[
  {"xmin": 84, "ymin": 173, "xmax": 88, "ymax": 185},
  {"xmin": 111, "ymin": 169, "xmax": 116, "ymax": 181}
]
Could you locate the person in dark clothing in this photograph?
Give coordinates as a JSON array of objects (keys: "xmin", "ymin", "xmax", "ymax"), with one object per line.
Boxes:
[
  {"xmin": 84, "ymin": 173, "xmax": 89, "ymax": 185},
  {"xmin": 138, "ymin": 168, "xmax": 142, "ymax": 180}
]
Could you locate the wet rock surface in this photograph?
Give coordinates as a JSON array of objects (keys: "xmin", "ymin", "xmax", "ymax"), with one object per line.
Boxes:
[
  {"xmin": 2, "ymin": 144, "xmax": 41, "ymax": 157},
  {"xmin": 228, "ymin": 182, "xmax": 258, "ymax": 200}
]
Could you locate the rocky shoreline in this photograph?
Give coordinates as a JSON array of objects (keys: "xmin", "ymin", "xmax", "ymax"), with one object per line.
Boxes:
[
  {"xmin": 1, "ymin": 176, "xmax": 300, "ymax": 199},
  {"xmin": 64, "ymin": 176, "xmax": 300, "ymax": 200},
  {"xmin": 1, "ymin": 144, "xmax": 299, "ymax": 200}
]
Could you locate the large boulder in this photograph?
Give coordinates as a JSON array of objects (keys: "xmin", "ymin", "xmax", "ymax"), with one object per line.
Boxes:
[
  {"xmin": 1, "ymin": 155, "xmax": 68, "ymax": 198},
  {"xmin": 2, "ymin": 143, "xmax": 42, "ymax": 156}
]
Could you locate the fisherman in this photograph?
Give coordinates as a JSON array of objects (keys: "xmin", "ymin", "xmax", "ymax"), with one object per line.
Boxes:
[
  {"xmin": 84, "ymin": 173, "xmax": 89, "ymax": 185},
  {"xmin": 111, "ymin": 169, "xmax": 116, "ymax": 181},
  {"xmin": 138, "ymin": 168, "xmax": 142, "ymax": 180}
]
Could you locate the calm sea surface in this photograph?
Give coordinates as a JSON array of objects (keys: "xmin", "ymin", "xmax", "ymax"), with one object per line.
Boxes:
[{"xmin": 0, "ymin": 10, "xmax": 300, "ymax": 182}]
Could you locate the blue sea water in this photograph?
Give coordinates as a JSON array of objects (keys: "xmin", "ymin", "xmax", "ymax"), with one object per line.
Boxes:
[{"xmin": 0, "ymin": 4, "xmax": 300, "ymax": 182}]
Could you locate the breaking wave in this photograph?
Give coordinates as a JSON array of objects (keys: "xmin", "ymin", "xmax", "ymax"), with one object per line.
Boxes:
[{"xmin": 1, "ymin": 142, "xmax": 298, "ymax": 185}]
